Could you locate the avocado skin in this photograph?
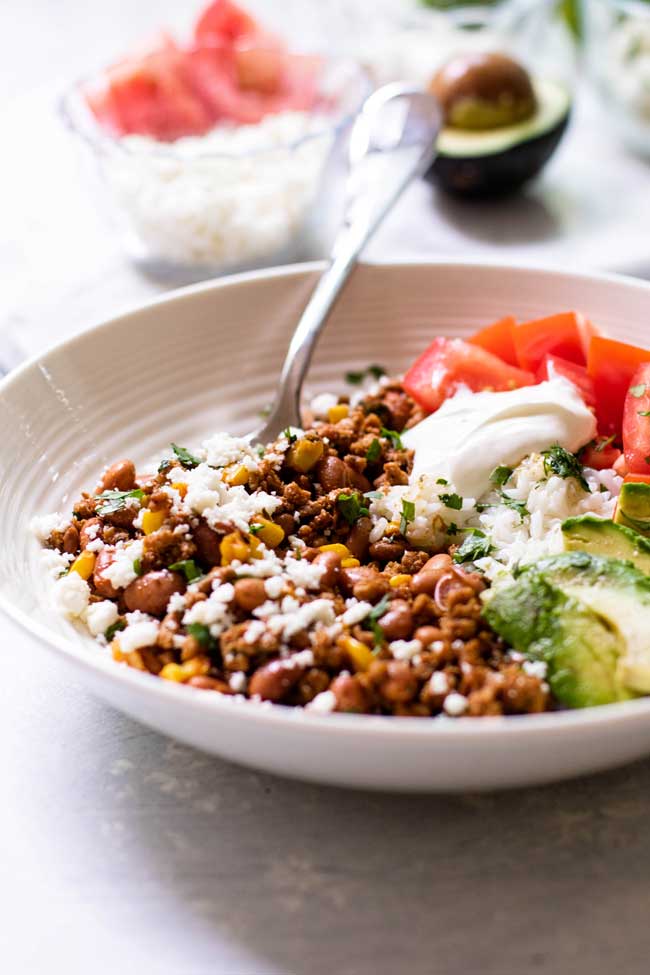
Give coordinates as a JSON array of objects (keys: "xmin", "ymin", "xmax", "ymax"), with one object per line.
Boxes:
[
  {"xmin": 485, "ymin": 568, "xmax": 629, "ymax": 709},
  {"xmin": 429, "ymin": 111, "xmax": 569, "ymax": 198},
  {"xmin": 562, "ymin": 514, "xmax": 650, "ymax": 574},
  {"xmin": 614, "ymin": 482, "xmax": 650, "ymax": 536}
]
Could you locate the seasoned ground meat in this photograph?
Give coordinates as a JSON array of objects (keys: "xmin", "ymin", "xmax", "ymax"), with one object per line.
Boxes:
[{"xmin": 43, "ymin": 381, "xmax": 550, "ymax": 718}]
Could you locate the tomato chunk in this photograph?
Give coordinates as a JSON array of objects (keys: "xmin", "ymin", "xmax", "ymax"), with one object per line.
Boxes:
[
  {"xmin": 623, "ymin": 473, "xmax": 650, "ymax": 484},
  {"xmin": 469, "ymin": 315, "xmax": 518, "ymax": 366},
  {"xmin": 403, "ymin": 337, "xmax": 535, "ymax": 413},
  {"xmin": 536, "ymin": 353, "xmax": 596, "ymax": 408},
  {"xmin": 579, "ymin": 438, "xmax": 621, "ymax": 471},
  {"xmin": 194, "ymin": 0, "xmax": 258, "ymax": 46},
  {"xmin": 622, "ymin": 364, "xmax": 650, "ymax": 474},
  {"xmin": 513, "ymin": 312, "xmax": 594, "ymax": 372},
  {"xmin": 588, "ymin": 337, "xmax": 650, "ymax": 437}
]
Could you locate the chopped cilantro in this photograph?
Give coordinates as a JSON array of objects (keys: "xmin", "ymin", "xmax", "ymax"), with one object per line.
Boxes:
[
  {"xmin": 96, "ymin": 488, "xmax": 144, "ymax": 516},
  {"xmin": 436, "ymin": 477, "xmax": 449, "ymax": 485},
  {"xmin": 541, "ymin": 444, "xmax": 590, "ymax": 492},
  {"xmin": 256, "ymin": 445, "xmax": 265, "ymax": 458},
  {"xmin": 133, "ymin": 558, "xmax": 143, "ymax": 576},
  {"xmin": 490, "ymin": 465, "xmax": 513, "ymax": 487},
  {"xmin": 158, "ymin": 458, "xmax": 172, "ymax": 475},
  {"xmin": 400, "ymin": 498, "xmax": 415, "ymax": 535},
  {"xmin": 380, "ymin": 427, "xmax": 404, "ymax": 450},
  {"xmin": 105, "ymin": 619, "xmax": 126, "ymax": 642},
  {"xmin": 368, "ymin": 364, "xmax": 386, "ymax": 379},
  {"xmin": 364, "ymin": 490, "xmax": 383, "ymax": 500},
  {"xmin": 446, "ymin": 522, "xmax": 460, "ymax": 536},
  {"xmin": 500, "ymin": 492, "xmax": 529, "ymax": 521},
  {"xmin": 638, "ymin": 411, "xmax": 650, "ymax": 417},
  {"xmin": 367, "ymin": 594, "xmax": 390, "ymax": 646},
  {"xmin": 337, "ymin": 491, "xmax": 369, "ymax": 525},
  {"xmin": 345, "ymin": 370, "xmax": 365, "ymax": 385},
  {"xmin": 186, "ymin": 622, "xmax": 215, "ymax": 649},
  {"xmin": 630, "ymin": 383, "xmax": 647, "ymax": 398},
  {"xmin": 594, "ymin": 435, "xmax": 616, "ymax": 453},
  {"xmin": 453, "ymin": 529, "xmax": 493, "ymax": 564},
  {"xmin": 345, "ymin": 364, "xmax": 386, "ymax": 385},
  {"xmin": 168, "ymin": 559, "xmax": 202, "ymax": 583},
  {"xmin": 365, "ymin": 438, "xmax": 381, "ymax": 463},
  {"xmin": 283, "ymin": 427, "xmax": 297, "ymax": 444},
  {"xmin": 171, "ymin": 443, "xmax": 200, "ymax": 469},
  {"xmin": 248, "ymin": 523, "xmax": 264, "ymax": 535},
  {"xmin": 440, "ymin": 492, "xmax": 463, "ymax": 510}
]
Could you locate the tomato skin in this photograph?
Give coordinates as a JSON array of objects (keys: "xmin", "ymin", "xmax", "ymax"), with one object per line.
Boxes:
[
  {"xmin": 194, "ymin": 0, "xmax": 257, "ymax": 45},
  {"xmin": 403, "ymin": 337, "xmax": 535, "ymax": 413},
  {"xmin": 588, "ymin": 337, "xmax": 650, "ymax": 437},
  {"xmin": 513, "ymin": 312, "xmax": 594, "ymax": 372},
  {"xmin": 622, "ymin": 364, "xmax": 650, "ymax": 474},
  {"xmin": 469, "ymin": 316, "xmax": 518, "ymax": 366},
  {"xmin": 536, "ymin": 353, "xmax": 596, "ymax": 408},
  {"xmin": 579, "ymin": 440, "xmax": 621, "ymax": 471},
  {"xmin": 623, "ymin": 473, "xmax": 650, "ymax": 484}
]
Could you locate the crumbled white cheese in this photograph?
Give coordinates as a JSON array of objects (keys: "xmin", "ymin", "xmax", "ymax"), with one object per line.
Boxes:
[
  {"xmin": 102, "ymin": 539, "xmax": 144, "ymax": 589},
  {"xmin": 389, "ymin": 638, "xmax": 423, "ymax": 661},
  {"xmin": 86, "ymin": 600, "xmax": 119, "ymax": 637},
  {"xmin": 183, "ymin": 590, "xmax": 232, "ymax": 633},
  {"xmin": 182, "ymin": 463, "xmax": 281, "ymax": 532},
  {"xmin": 53, "ymin": 572, "xmax": 90, "ymax": 618},
  {"xmin": 244, "ymin": 620, "xmax": 266, "ymax": 644},
  {"xmin": 264, "ymin": 576, "xmax": 285, "ymax": 599},
  {"xmin": 268, "ymin": 598, "xmax": 336, "ymax": 639},
  {"xmin": 284, "ymin": 556, "xmax": 325, "ymax": 590},
  {"xmin": 229, "ymin": 671, "xmax": 247, "ymax": 692},
  {"xmin": 201, "ymin": 432, "xmax": 260, "ymax": 472},
  {"xmin": 118, "ymin": 621, "xmax": 160, "ymax": 653},
  {"xmin": 306, "ymin": 689, "xmax": 337, "ymax": 712},
  {"xmin": 310, "ymin": 393, "xmax": 339, "ymax": 419},
  {"xmin": 30, "ymin": 512, "xmax": 68, "ymax": 541},
  {"xmin": 443, "ymin": 692, "xmax": 469, "ymax": 717},
  {"xmin": 342, "ymin": 599, "xmax": 373, "ymax": 626},
  {"xmin": 85, "ymin": 538, "xmax": 105, "ymax": 553},
  {"xmin": 167, "ymin": 592, "xmax": 186, "ymax": 615},
  {"xmin": 41, "ymin": 548, "xmax": 73, "ymax": 579},
  {"xmin": 429, "ymin": 671, "xmax": 449, "ymax": 695},
  {"xmin": 522, "ymin": 659, "xmax": 548, "ymax": 680}
]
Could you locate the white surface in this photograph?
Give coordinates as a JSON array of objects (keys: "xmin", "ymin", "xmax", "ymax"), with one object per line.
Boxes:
[{"xmin": 5, "ymin": 260, "xmax": 650, "ymax": 794}]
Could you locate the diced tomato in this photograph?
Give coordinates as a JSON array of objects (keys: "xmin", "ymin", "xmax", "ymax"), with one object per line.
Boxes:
[
  {"xmin": 614, "ymin": 453, "xmax": 629, "ymax": 477},
  {"xmin": 622, "ymin": 363, "xmax": 650, "ymax": 475},
  {"xmin": 588, "ymin": 336, "xmax": 650, "ymax": 437},
  {"xmin": 579, "ymin": 438, "xmax": 621, "ymax": 471},
  {"xmin": 536, "ymin": 353, "xmax": 596, "ymax": 408},
  {"xmin": 403, "ymin": 337, "xmax": 535, "ymax": 413},
  {"xmin": 235, "ymin": 42, "xmax": 284, "ymax": 93},
  {"xmin": 513, "ymin": 312, "xmax": 595, "ymax": 372},
  {"xmin": 468, "ymin": 316, "xmax": 518, "ymax": 366},
  {"xmin": 623, "ymin": 473, "xmax": 650, "ymax": 484},
  {"xmin": 194, "ymin": 0, "xmax": 257, "ymax": 46}
]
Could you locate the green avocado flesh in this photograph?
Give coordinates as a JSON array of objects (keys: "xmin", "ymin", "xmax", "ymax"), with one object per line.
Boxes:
[
  {"xmin": 562, "ymin": 515, "xmax": 650, "ymax": 574},
  {"xmin": 431, "ymin": 78, "xmax": 571, "ymax": 197},
  {"xmin": 484, "ymin": 552, "xmax": 650, "ymax": 707},
  {"xmin": 614, "ymin": 481, "xmax": 650, "ymax": 536}
]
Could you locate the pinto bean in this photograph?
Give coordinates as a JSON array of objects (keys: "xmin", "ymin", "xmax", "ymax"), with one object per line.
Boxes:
[
  {"xmin": 93, "ymin": 549, "xmax": 118, "ymax": 599},
  {"xmin": 99, "ymin": 459, "xmax": 136, "ymax": 492},
  {"xmin": 233, "ymin": 578, "xmax": 267, "ymax": 612},
  {"xmin": 79, "ymin": 517, "xmax": 103, "ymax": 550},
  {"xmin": 412, "ymin": 554, "xmax": 456, "ymax": 595},
  {"xmin": 248, "ymin": 660, "xmax": 303, "ymax": 702},
  {"xmin": 346, "ymin": 516, "xmax": 372, "ymax": 561},
  {"xmin": 378, "ymin": 599, "xmax": 413, "ymax": 640},
  {"xmin": 188, "ymin": 676, "xmax": 231, "ymax": 692},
  {"xmin": 124, "ymin": 570, "xmax": 185, "ymax": 617},
  {"xmin": 61, "ymin": 524, "xmax": 79, "ymax": 554},
  {"xmin": 313, "ymin": 551, "xmax": 342, "ymax": 589},
  {"xmin": 339, "ymin": 566, "xmax": 389, "ymax": 601},
  {"xmin": 330, "ymin": 675, "xmax": 369, "ymax": 713},
  {"xmin": 414, "ymin": 625, "xmax": 443, "ymax": 647},
  {"xmin": 316, "ymin": 456, "xmax": 371, "ymax": 493},
  {"xmin": 369, "ymin": 538, "xmax": 405, "ymax": 562},
  {"xmin": 381, "ymin": 660, "xmax": 418, "ymax": 704},
  {"xmin": 194, "ymin": 522, "xmax": 222, "ymax": 567},
  {"xmin": 423, "ymin": 553, "xmax": 453, "ymax": 573}
]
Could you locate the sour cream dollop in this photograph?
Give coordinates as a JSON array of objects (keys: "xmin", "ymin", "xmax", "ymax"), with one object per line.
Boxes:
[{"xmin": 402, "ymin": 378, "xmax": 597, "ymax": 499}]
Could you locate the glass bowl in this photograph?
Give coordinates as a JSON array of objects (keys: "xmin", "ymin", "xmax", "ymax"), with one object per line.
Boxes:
[
  {"xmin": 61, "ymin": 57, "xmax": 368, "ymax": 284},
  {"xmin": 584, "ymin": 0, "xmax": 650, "ymax": 157}
]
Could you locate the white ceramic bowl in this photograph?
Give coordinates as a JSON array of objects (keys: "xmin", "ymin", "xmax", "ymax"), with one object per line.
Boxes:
[{"xmin": 4, "ymin": 261, "xmax": 650, "ymax": 792}]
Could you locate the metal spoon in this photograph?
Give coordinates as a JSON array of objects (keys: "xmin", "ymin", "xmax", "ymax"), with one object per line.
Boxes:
[{"xmin": 251, "ymin": 83, "xmax": 441, "ymax": 445}]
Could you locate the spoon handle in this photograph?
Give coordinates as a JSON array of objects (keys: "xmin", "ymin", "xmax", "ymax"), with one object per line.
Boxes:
[{"xmin": 253, "ymin": 86, "xmax": 441, "ymax": 443}]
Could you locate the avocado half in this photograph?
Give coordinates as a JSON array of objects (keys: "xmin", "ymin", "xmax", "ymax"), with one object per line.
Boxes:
[{"xmin": 429, "ymin": 78, "xmax": 571, "ymax": 198}]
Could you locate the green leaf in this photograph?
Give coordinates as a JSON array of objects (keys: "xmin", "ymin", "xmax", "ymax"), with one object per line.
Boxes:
[
  {"xmin": 186, "ymin": 622, "xmax": 215, "ymax": 649},
  {"xmin": 490, "ymin": 465, "xmax": 513, "ymax": 487},
  {"xmin": 594, "ymin": 435, "xmax": 615, "ymax": 454},
  {"xmin": 630, "ymin": 383, "xmax": 647, "ymax": 398},
  {"xmin": 158, "ymin": 458, "xmax": 172, "ymax": 475},
  {"xmin": 541, "ymin": 444, "xmax": 590, "ymax": 492},
  {"xmin": 133, "ymin": 558, "xmax": 143, "ymax": 576},
  {"xmin": 638, "ymin": 411, "xmax": 650, "ymax": 417},
  {"xmin": 365, "ymin": 438, "xmax": 381, "ymax": 463},
  {"xmin": 440, "ymin": 492, "xmax": 463, "ymax": 510},
  {"xmin": 380, "ymin": 427, "xmax": 404, "ymax": 450},
  {"xmin": 256, "ymin": 445, "xmax": 265, "ymax": 458},
  {"xmin": 453, "ymin": 529, "xmax": 493, "ymax": 564},
  {"xmin": 400, "ymin": 498, "xmax": 415, "ymax": 535},
  {"xmin": 368, "ymin": 364, "xmax": 386, "ymax": 379},
  {"xmin": 345, "ymin": 370, "xmax": 365, "ymax": 385},
  {"xmin": 96, "ymin": 488, "xmax": 144, "ymax": 516},
  {"xmin": 105, "ymin": 619, "xmax": 126, "ymax": 642},
  {"xmin": 367, "ymin": 594, "xmax": 390, "ymax": 646},
  {"xmin": 499, "ymin": 492, "xmax": 529, "ymax": 521},
  {"xmin": 446, "ymin": 522, "xmax": 460, "ymax": 536},
  {"xmin": 337, "ymin": 491, "xmax": 369, "ymax": 525},
  {"xmin": 283, "ymin": 427, "xmax": 297, "ymax": 444},
  {"xmin": 364, "ymin": 490, "xmax": 383, "ymax": 500},
  {"xmin": 436, "ymin": 477, "xmax": 449, "ymax": 485},
  {"xmin": 171, "ymin": 443, "xmax": 200, "ymax": 469},
  {"xmin": 168, "ymin": 559, "xmax": 202, "ymax": 583},
  {"xmin": 248, "ymin": 523, "xmax": 264, "ymax": 535}
]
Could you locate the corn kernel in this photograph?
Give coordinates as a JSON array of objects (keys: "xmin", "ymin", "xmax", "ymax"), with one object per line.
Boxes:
[
  {"xmin": 249, "ymin": 535, "xmax": 264, "ymax": 560},
  {"xmin": 142, "ymin": 508, "xmax": 165, "ymax": 535},
  {"xmin": 69, "ymin": 550, "xmax": 96, "ymax": 580},
  {"xmin": 341, "ymin": 557, "xmax": 361, "ymax": 568},
  {"xmin": 180, "ymin": 656, "xmax": 210, "ymax": 679},
  {"xmin": 286, "ymin": 439, "xmax": 324, "ymax": 473},
  {"xmin": 224, "ymin": 464, "xmax": 249, "ymax": 487},
  {"xmin": 327, "ymin": 403, "xmax": 349, "ymax": 424},
  {"xmin": 171, "ymin": 481, "xmax": 188, "ymax": 499},
  {"xmin": 319, "ymin": 543, "xmax": 351, "ymax": 558},
  {"xmin": 220, "ymin": 531, "xmax": 250, "ymax": 565},
  {"xmin": 160, "ymin": 663, "xmax": 186, "ymax": 682},
  {"xmin": 390, "ymin": 574, "xmax": 411, "ymax": 588},
  {"xmin": 339, "ymin": 635, "xmax": 374, "ymax": 672},
  {"xmin": 253, "ymin": 518, "xmax": 285, "ymax": 549}
]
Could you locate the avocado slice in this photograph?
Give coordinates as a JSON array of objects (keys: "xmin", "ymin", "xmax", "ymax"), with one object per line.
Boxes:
[
  {"xmin": 484, "ymin": 568, "xmax": 631, "ymax": 708},
  {"xmin": 614, "ymin": 481, "xmax": 650, "ymax": 536},
  {"xmin": 562, "ymin": 515, "xmax": 650, "ymax": 574},
  {"xmin": 431, "ymin": 79, "xmax": 571, "ymax": 197}
]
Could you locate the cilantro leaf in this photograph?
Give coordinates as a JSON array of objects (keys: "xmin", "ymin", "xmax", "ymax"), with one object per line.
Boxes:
[
  {"xmin": 248, "ymin": 523, "xmax": 264, "ymax": 535},
  {"xmin": 283, "ymin": 427, "xmax": 297, "ymax": 444},
  {"xmin": 105, "ymin": 619, "xmax": 126, "ymax": 642},
  {"xmin": 366, "ymin": 438, "xmax": 381, "ymax": 463},
  {"xmin": 630, "ymin": 383, "xmax": 647, "ymax": 398},
  {"xmin": 337, "ymin": 491, "xmax": 369, "ymax": 525},
  {"xmin": 440, "ymin": 492, "xmax": 463, "ymax": 510},
  {"xmin": 168, "ymin": 559, "xmax": 202, "ymax": 583},
  {"xmin": 594, "ymin": 435, "xmax": 615, "ymax": 454},
  {"xmin": 541, "ymin": 444, "xmax": 590, "ymax": 492},
  {"xmin": 453, "ymin": 529, "xmax": 493, "ymax": 564},
  {"xmin": 171, "ymin": 443, "xmax": 200, "ymax": 469},
  {"xmin": 186, "ymin": 622, "xmax": 215, "ymax": 649},
  {"xmin": 367, "ymin": 594, "xmax": 390, "ymax": 646},
  {"xmin": 499, "ymin": 492, "xmax": 529, "ymax": 521},
  {"xmin": 345, "ymin": 370, "xmax": 365, "ymax": 385},
  {"xmin": 345, "ymin": 364, "xmax": 386, "ymax": 385},
  {"xmin": 638, "ymin": 411, "xmax": 650, "ymax": 417},
  {"xmin": 158, "ymin": 458, "xmax": 172, "ymax": 475},
  {"xmin": 490, "ymin": 465, "xmax": 513, "ymax": 487},
  {"xmin": 400, "ymin": 498, "xmax": 415, "ymax": 535},
  {"xmin": 96, "ymin": 488, "xmax": 144, "ymax": 516},
  {"xmin": 380, "ymin": 427, "xmax": 404, "ymax": 450},
  {"xmin": 368, "ymin": 364, "xmax": 386, "ymax": 379},
  {"xmin": 436, "ymin": 477, "xmax": 449, "ymax": 485},
  {"xmin": 133, "ymin": 558, "xmax": 143, "ymax": 576},
  {"xmin": 447, "ymin": 522, "xmax": 460, "ymax": 536}
]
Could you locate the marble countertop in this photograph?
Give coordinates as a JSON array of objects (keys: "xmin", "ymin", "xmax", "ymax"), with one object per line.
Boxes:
[{"xmin": 3, "ymin": 3, "xmax": 650, "ymax": 972}]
